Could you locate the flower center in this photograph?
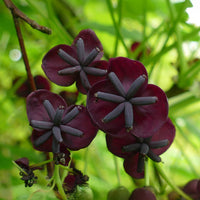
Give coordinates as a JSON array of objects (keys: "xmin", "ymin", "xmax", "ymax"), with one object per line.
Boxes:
[
  {"xmin": 57, "ymin": 38, "xmax": 107, "ymax": 91},
  {"xmin": 30, "ymin": 100, "xmax": 83, "ymax": 153},
  {"xmin": 95, "ymin": 72, "xmax": 158, "ymax": 131},
  {"xmin": 123, "ymin": 137, "xmax": 169, "ymax": 173}
]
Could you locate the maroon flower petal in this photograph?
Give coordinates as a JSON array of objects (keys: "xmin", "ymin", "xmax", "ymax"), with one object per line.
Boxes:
[
  {"xmin": 26, "ymin": 89, "xmax": 67, "ymax": 123},
  {"xmin": 62, "ymin": 105, "xmax": 98, "ymax": 150},
  {"xmin": 129, "ymin": 84, "xmax": 168, "ymax": 138},
  {"xmin": 42, "ymin": 45, "xmax": 77, "ymax": 86},
  {"xmin": 106, "ymin": 133, "xmax": 136, "ymax": 158},
  {"xmin": 31, "ymin": 130, "xmax": 70, "ymax": 154},
  {"xmin": 31, "ymin": 130, "xmax": 53, "ymax": 152},
  {"xmin": 123, "ymin": 154, "xmax": 144, "ymax": 179},
  {"xmin": 72, "ymin": 29, "xmax": 103, "ymax": 60},
  {"xmin": 151, "ymin": 118, "xmax": 175, "ymax": 155},
  {"xmin": 15, "ymin": 157, "xmax": 29, "ymax": 169},
  {"xmin": 76, "ymin": 60, "xmax": 109, "ymax": 94},
  {"xmin": 87, "ymin": 79, "xmax": 124, "ymax": 135},
  {"xmin": 108, "ymin": 57, "xmax": 148, "ymax": 92},
  {"xmin": 34, "ymin": 75, "xmax": 51, "ymax": 91}
]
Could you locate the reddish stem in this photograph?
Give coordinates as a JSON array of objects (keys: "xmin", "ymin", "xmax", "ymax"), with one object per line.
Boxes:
[{"xmin": 12, "ymin": 16, "xmax": 36, "ymax": 91}]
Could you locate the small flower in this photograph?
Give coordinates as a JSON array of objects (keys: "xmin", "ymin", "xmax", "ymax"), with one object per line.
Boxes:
[
  {"xmin": 87, "ymin": 57, "xmax": 168, "ymax": 138},
  {"xmin": 106, "ymin": 118, "xmax": 175, "ymax": 178},
  {"xmin": 53, "ymin": 145, "xmax": 71, "ymax": 165},
  {"xmin": 14, "ymin": 75, "xmax": 51, "ymax": 97},
  {"xmin": 63, "ymin": 168, "xmax": 89, "ymax": 193},
  {"xmin": 26, "ymin": 89, "xmax": 98, "ymax": 153},
  {"xmin": 14, "ymin": 157, "xmax": 40, "ymax": 187},
  {"xmin": 42, "ymin": 29, "xmax": 108, "ymax": 94}
]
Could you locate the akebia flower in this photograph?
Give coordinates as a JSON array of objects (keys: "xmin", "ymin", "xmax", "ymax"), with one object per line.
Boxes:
[
  {"xmin": 14, "ymin": 157, "xmax": 41, "ymax": 187},
  {"xmin": 63, "ymin": 167, "xmax": 89, "ymax": 193},
  {"xmin": 106, "ymin": 118, "xmax": 175, "ymax": 178},
  {"xmin": 87, "ymin": 57, "xmax": 168, "ymax": 138},
  {"xmin": 26, "ymin": 89, "xmax": 97, "ymax": 153},
  {"xmin": 42, "ymin": 29, "xmax": 108, "ymax": 94}
]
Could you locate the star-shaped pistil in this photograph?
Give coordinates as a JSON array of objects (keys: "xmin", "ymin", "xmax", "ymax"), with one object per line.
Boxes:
[
  {"xmin": 95, "ymin": 72, "xmax": 158, "ymax": 131},
  {"xmin": 57, "ymin": 38, "xmax": 107, "ymax": 91},
  {"xmin": 30, "ymin": 100, "xmax": 83, "ymax": 153},
  {"xmin": 123, "ymin": 137, "xmax": 169, "ymax": 173}
]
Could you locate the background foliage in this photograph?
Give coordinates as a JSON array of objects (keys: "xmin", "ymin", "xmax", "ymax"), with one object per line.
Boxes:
[{"xmin": 0, "ymin": 0, "xmax": 200, "ymax": 199}]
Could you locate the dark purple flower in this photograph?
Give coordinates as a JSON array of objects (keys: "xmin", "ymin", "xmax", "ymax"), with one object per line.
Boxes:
[
  {"xmin": 26, "ymin": 89, "xmax": 97, "ymax": 154},
  {"xmin": 63, "ymin": 168, "xmax": 89, "ymax": 193},
  {"xmin": 53, "ymin": 145, "xmax": 71, "ymax": 165},
  {"xmin": 129, "ymin": 187, "xmax": 156, "ymax": 200},
  {"xmin": 14, "ymin": 157, "xmax": 41, "ymax": 187},
  {"xmin": 14, "ymin": 75, "xmax": 51, "ymax": 97},
  {"xmin": 87, "ymin": 57, "xmax": 168, "ymax": 138},
  {"xmin": 42, "ymin": 29, "xmax": 108, "ymax": 94},
  {"xmin": 106, "ymin": 118, "xmax": 175, "ymax": 179}
]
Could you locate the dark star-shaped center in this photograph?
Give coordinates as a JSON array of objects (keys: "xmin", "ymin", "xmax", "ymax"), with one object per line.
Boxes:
[
  {"xmin": 95, "ymin": 72, "xmax": 158, "ymax": 131},
  {"xmin": 30, "ymin": 100, "xmax": 83, "ymax": 153},
  {"xmin": 123, "ymin": 137, "xmax": 169, "ymax": 173},
  {"xmin": 57, "ymin": 38, "xmax": 107, "ymax": 90}
]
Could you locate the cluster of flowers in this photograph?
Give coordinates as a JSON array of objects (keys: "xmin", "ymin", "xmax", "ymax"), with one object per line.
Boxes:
[
  {"xmin": 24, "ymin": 29, "xmax": 175, "ymax": 181},
  {"xmin": 13, "ymin": 29, "xmax": 178, "ymax": 199}
]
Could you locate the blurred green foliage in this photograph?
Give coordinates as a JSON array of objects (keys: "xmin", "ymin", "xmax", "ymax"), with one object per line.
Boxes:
[{"xmin": 0, "ymin": 0, "xmax": 200, "ymax": 199}]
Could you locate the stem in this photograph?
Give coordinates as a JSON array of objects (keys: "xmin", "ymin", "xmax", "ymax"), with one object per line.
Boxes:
[
  {"xmin": 30, "ymin": 159, "xmax": 54, "ymax": 168},
  {"xmin": 84, "ymin": 147, "xmax": 89, "ymax": 174},
  {"xmin": 144, "ymin": 158, "xmax": 150, "ymax": 186},
  {"xmin": 113, "ymin": 155, "xmax": 121, "ymax": 186},
  {"xmin": 12, "ymin": 16, "xmax": 36, "ymax": 91},
  {"xmin": 54, "ymin": 164, "xmax": 67, "ymax": 200},
  {"xmin": 113, "ymin": 0, "xmax": 122, "ymax": 57},
  {"xmin": 12, "ymin": 160, "xmax": 28, "ymax": 175},
  {"xmin": 106, "ymin": 0, "xmax": 130, "ymax": 57},
  {"xmin": 3, "ymin": 0, "xmax": 51, "ymax": 34},
  {"xmin": 155, "ymin": 163, "xmax": 192, "ymax": 200},
  {"xmin": 166, "ymin": 0, "xmax": 187, "ymax": 73},
  {"xmin": 142, "ymin": 0, "xmax": 147, "ymax": 44}
]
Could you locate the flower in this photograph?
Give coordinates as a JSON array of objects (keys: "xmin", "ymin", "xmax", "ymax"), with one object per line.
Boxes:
[
  {"xmin": 53, "ymin": 145, "xmax": 71, "ymax": 165},
  {"xmin": 14, "ymin": 75, "xmax": 51, "ymax": 97},
  {"xmin": 26, "ymin": 89, "xmax": 98, "ymax": 153},
  {"xmin": 63, "ymin": 167, "xmax": 89, "ymax": 193},
  {"xmin": 87, "ymin": 57, "xmax": 168, "ymax": 138},
  {"xmin": 106, "ymin": 118, "xmax": 175, "ymax": 178},
  {"xmin": 42, "ymin": 29, "xmax": 108, "ymax": 94},
  {"xmin": 14, "ymin": 157, "xmax": 41, "ymax": 187}
]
